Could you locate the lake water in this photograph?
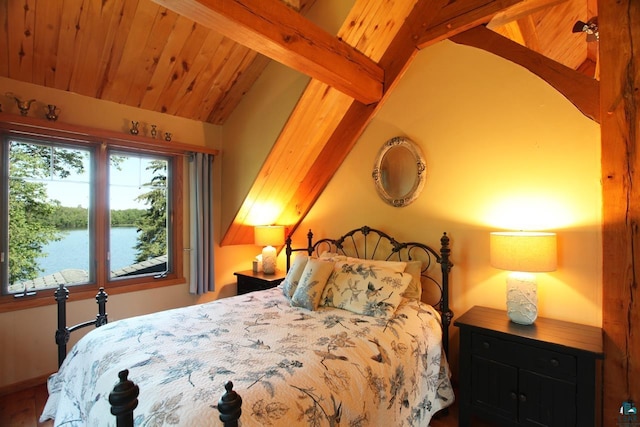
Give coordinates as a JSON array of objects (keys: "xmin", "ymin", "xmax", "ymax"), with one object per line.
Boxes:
[{"xmin": 36, "ymin": 227, "xmax": 138, "ymax": 275}]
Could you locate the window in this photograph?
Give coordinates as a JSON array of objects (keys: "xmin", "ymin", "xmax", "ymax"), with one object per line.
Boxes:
[
  {"xmin": 0, "ymin": 131, "xmax": 183, "ymax": 301},
  {"xmin": 109, "ymin": 152, "xmax": 171, "ymax": 280}
]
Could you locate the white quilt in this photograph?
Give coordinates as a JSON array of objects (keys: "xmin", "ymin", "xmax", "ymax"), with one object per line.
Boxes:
[{"xmin": 41, "ymin": 287, "xmax": 454, "ymax": 426}]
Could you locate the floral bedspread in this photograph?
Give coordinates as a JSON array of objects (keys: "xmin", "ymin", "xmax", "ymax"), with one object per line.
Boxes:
[{"xmin": 41, "ymin": 287, "xmax": 454, "ymax": 426}]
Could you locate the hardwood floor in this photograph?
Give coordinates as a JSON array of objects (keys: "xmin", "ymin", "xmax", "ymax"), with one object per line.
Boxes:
[
  {"xmin": 0, "ymin": 382, "xmax": 495, "ymax": 426},
  {"xmin": 0, "ymin": 383, "xmax": 52, "ymax": 427}
]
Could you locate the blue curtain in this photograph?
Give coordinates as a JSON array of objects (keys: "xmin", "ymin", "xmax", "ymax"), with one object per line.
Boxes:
[{"xmin": 189, "ymin": 153, "xmax": 215, "ymax": 294}]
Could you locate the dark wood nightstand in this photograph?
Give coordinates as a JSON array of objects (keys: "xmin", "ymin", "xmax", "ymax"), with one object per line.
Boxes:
[
  {"xmin": 234, "ymin": 269, "xmax": 285, "ymax": 295},
  {"xmin": 455, "ymin": 306, "xmax": 603, "ymax": 427}
]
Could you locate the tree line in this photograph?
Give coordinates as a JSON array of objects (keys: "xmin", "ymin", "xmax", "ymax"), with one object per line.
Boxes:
[{"xmin": 46, "ymin": 205, "xmax": 146, "ymax": 229}]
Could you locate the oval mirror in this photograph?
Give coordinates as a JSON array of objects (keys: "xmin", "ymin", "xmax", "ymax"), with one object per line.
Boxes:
[{"xmin": 372, "ymin": 136, "xmax": 426, "ymax": 207}]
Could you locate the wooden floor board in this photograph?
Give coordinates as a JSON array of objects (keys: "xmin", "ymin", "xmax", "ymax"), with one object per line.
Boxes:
[{"xmin": 0, "ymin": 383, "xmax": 52, "ymax": 427}]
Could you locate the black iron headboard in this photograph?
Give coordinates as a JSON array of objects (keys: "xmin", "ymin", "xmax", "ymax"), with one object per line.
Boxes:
[{"xmin": 285, "ymin": 225, "xmax": 454, "ymax": 356}]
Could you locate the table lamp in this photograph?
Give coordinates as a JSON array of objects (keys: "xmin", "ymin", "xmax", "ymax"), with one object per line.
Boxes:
[
  {"xmin": 254, "ymin": 225, "xmax": 284, "ymax": 274},
  {"xmin": 490, "ymin": 231, "xmax": 557, "ymax": 325}
]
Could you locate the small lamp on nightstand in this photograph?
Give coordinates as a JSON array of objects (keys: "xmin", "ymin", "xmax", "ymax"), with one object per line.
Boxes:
[
  {"xmin": 254, "ymin": 225, "xmax": 284, "ymax": 275},
  {"xmin": 490, "ymin": 231, "xmax": 557, "ymax": 325}
]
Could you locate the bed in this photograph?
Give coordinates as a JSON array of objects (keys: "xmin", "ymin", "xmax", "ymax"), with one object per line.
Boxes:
[{"xmin": 41, "ymin": 226, "xmax": 455, "ymax": 426}]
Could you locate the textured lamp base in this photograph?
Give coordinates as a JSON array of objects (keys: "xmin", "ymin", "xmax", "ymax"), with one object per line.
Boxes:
[
  {"xmin": 506, "ymin": 272, "xmax": 537, "ymax": 325},
  {"xmin": 262, "ymin": 246, "xmax": 277, "ymax": 275}
]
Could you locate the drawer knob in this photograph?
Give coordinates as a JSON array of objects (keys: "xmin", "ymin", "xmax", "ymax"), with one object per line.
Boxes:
[
  {"xmin": 482, "ymin": 341, "xmax": 490, "ymax": 349},
  {"xmin": 510, "ymin": 392, "xmax": 517, "ymax": 400},
  {"xmin": 519, "ymin": 394, "xmax": 527, "ymax": 403},
  {"xmin": 550, "ymin": 358, "xmax": 560, "ymax": 367}
]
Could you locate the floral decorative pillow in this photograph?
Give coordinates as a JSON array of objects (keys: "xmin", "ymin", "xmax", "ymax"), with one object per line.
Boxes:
[
  {"xmin": 291, "ymin": 258, "xmax": 335, "ymax": 310},
  {"xmin": 320, "ymin": 261, "xmax": 412, "ymax": 318},
  {"xmin": 281, "ymin": 254, "xmax": 309, "ymax": 300}
]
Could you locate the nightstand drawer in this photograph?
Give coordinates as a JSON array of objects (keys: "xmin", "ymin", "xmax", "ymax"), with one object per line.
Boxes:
[
  {"xmin": 471, "ymin": 333, "xmax": 512, "ymax": 361},
  {"xmin": 472, "ymin": 333, "xmax": 576, "ymax": 380},
  {"xmin": 523, "ymin": 345, "xmax": 576, "ymax": 381},
  {"xmin": 234, "ymin": 270, "xmax": 285, "ymax": 295}
]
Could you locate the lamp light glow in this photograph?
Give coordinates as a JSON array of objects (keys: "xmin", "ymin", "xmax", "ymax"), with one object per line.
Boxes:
[
  {"xmin": 490, "ymin": 231, "xmax": 557, "ymax": 325},
  {"xmin": 254, "ymin": 225, "xmax": 285, "ymax": 275}
]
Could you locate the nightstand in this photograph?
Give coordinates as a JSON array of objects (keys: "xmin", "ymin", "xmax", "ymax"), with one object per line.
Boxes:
[
  {"xmin": 455, "ymin": 306, "xmax": 603, "ymax": 427},
  {"xmin": 234, "ymin": 269, "xmax": 285, "ymax": 295}
]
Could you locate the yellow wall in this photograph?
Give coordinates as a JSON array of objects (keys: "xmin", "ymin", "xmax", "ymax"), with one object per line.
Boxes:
[{"xmin": 294, "ymin": 40, "xmax": 601, "ymax": 327}]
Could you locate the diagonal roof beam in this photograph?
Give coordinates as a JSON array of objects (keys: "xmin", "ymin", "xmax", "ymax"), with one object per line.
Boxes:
[{"xmin": 151, "ymin": 0, "xmax": 383, "ymax": 105}]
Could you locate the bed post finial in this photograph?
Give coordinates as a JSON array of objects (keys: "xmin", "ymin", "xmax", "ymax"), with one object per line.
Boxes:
[
  {"xmin": 109, "ymin": 369, "xmax": 139, "ymax": 427},
  {"xmin": 306, "ymin": 229, "xmax": 314, "ymax": 255},
  {"xmin": 218, "ymin": 381, "xmax": 242, "ymax": 427},
  {"xmin": 95, "ymin": 287, "xmax": 108, "ymax": 327}
]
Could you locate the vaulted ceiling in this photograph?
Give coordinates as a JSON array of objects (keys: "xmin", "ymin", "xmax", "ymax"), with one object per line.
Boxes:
[
  {"xmin": 0, "ymin": 0, "xmax": 598, "ymax": 125},
  {"xmin": 0, "ymin": 0, "xmax": 600, "ymax": 244}
]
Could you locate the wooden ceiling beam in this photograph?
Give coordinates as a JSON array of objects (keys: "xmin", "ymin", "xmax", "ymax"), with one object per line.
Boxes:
[
  {"xmin": 487, "ymin": 0, "xmax": 568, "ymax": 29},
  {"xmin": 451, "ymin": 25, "xmax": 600, "ymax": 123},
  {"xmin": 151, "ymin": 0, "xmax": 383, "ymax": 105},
  {"xmin": 414, "ymin": 0, "xmax": 526, "ymax": 49}
]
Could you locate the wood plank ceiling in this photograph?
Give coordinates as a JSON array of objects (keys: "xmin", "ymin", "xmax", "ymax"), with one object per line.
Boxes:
[
  {"xmin": 0, "ymin": 0, "xmax": 317, "ymax": 125},
  {"xmin": 0, "ymin": 0, "xmax": 597, "ymax": 127},
  {"xmin": 0, "ymin": 0, "xmax": 600, "ymax": 243}
]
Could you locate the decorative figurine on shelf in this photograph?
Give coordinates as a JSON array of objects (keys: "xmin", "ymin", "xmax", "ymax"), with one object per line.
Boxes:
[
  {"xmin": 164, "ymin": 132, "xmax": 172, "ymax": 142},
  {"xmin": 45, "ymin": 104, "xmax": 60, "ymax": 121},
  {"xmin": 6, "ymin": 93, "xmax": 36, "ymax": 116},
  {"xmin": 130, "ymin": 121, "xmax": 139, "ymax": 135},
  {"xmin": 150, "ymin": 124, "xmax": 157, "ymax": 139}
]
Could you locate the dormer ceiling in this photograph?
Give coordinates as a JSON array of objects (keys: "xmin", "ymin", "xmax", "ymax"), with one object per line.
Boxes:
[{"xmin": 0, "ymin": 0, "xmax": 597, "ymax": 126}]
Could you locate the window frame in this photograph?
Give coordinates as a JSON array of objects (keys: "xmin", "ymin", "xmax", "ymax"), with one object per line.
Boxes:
[{"xmin": 0, "ymin": 117, "xmax": 200, "ymax": 312}]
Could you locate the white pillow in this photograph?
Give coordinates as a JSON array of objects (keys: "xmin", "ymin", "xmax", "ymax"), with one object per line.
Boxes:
[
  {"xmin": 291, "ymin": 258, "xmax": 335, "ymax": 310},
  {"xmin": 281, "ymin": 253, "xmax": 309, "ymax": 300}
]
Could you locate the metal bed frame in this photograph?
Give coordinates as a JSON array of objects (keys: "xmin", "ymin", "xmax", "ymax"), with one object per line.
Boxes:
[{"xmin": 53, "ymin": 225, "xmax": 453, "ymax": 427}]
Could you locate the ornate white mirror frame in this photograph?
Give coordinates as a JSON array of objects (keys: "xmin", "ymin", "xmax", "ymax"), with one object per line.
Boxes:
[{"xmin": 372, "ymin": 136, "xmax": 426, "ymax": 207}]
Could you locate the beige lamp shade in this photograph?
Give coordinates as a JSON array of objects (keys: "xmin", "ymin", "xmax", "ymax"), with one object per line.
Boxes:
[
  {"xmin": 254, "ymin": 225, "xmax": 285, "ymax": 247},
  {"xmin": 490, "ymin": 232, "xmax": 557, "ymax": 272}
]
